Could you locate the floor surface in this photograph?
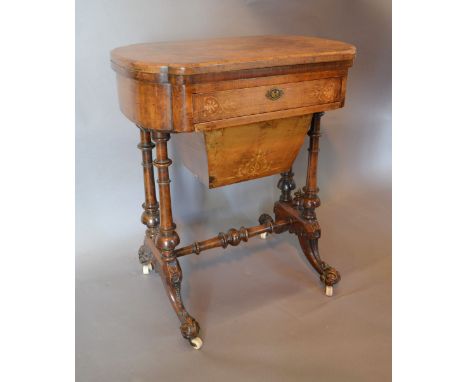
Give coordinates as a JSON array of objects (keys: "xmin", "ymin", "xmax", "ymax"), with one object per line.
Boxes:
[{"xmin": 76, "ymin": 186, "xmax": 391, "ymax": 382}]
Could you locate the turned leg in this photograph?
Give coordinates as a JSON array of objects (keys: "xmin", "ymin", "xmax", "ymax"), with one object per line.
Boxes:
[
  {"xmin": 152, "ymin": 131, "xmax": 202, "ymax": 349},
  {"xmin": 136, "ymin": 127, "xmax": 160, "ymax": 273},
  {"xmin": 299, "ymin": 112, "xmax": 341, "ymax": 296},
  {"xmin": 277, "ymin": 168, "xmax": 296, "ymax": 203}
]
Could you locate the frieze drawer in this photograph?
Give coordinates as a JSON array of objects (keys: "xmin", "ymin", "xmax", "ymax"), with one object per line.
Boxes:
[{"xmin": 192, "ymin": 77, "xmax": 342, "ymax": 123}]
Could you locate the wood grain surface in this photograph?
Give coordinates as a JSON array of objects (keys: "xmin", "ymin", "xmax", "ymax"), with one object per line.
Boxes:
[
  {"xmin": 111, "ymin": 35, "xmax": 356, "ymax": 75},
  {"xmin": 109, "ymin": 35, "xmax": 358, "ymax": 348},
  {"xmin": 192, "ymin": 77, "xmax": 341, "ymax": 123},
  {"xmin": 174, "ymin": 115, "xmax": 311, "ymax": 188},
  {"xmin": 111, "ymin": 35, "xmax": 355, "ymax": 132}
]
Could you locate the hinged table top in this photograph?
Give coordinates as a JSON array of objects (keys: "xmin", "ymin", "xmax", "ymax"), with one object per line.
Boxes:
[{"xmin": 111, "ymin": 35, "xmax": 356, "ymax": 76}]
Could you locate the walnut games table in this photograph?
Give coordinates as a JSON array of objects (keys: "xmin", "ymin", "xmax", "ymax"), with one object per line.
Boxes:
[{"xmin": 111, "ymin": 35, "xmax": 356, "ymax": 349}]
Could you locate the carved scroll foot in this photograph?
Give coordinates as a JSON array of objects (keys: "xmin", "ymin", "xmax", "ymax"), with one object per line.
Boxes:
[
  {"xmin": 298, "ymin": 237, "xmax": 341, "ymax": 294},
  {"xmin": 138, "ymin": 244, "xmax": 160, "ymax": 274},
  {"xmin": 159, "ymin": 258, "xmax": 201, "ymax": 342},
  {"xmin": 320, "ymin": 262, "xmax": 341, "ymax": 287},
  {"xmin": 138, "ymin": 244, "xmax": 152, "ymax": 265}
]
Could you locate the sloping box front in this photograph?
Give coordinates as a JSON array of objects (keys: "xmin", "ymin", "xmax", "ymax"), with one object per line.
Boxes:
[{"xmin": 174, "ymin": 115, "xmax": 311, "ymax": 188}]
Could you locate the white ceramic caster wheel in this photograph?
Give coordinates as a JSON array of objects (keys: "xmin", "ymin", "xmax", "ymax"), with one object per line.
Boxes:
[
  {"xmin": 142, "ymin": 263, "xmax": 153, "ymax": 275},
  {"xmin": 189, "ymin": 337, "xmax": 203, "ymax": 350},
  {"xmin": 259, "ymin": 232, "xmax": 269, "ymax": 240},
  {"xmin": 325, "ymin": 285, "xmax": 333, "ymax": 297}
]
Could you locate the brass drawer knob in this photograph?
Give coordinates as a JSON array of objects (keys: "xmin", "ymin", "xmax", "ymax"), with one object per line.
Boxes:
[{"xmin": 265, "ymin": 87, "xmax": 284, "ymax": 101}]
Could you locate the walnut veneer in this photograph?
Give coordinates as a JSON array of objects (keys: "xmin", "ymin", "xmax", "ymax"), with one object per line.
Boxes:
[{"xmin": 111, "ymin": 35, "xmax": 356, "ymax": 348}]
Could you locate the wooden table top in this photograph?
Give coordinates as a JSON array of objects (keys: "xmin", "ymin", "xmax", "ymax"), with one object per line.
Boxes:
[{"xmin": 111, "ymin": 35, "xmax": 356, "ymax": 76}]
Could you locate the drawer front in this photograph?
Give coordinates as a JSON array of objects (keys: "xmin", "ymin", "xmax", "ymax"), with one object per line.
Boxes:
[{"xmin": 192, "ymin": 77, "xmax": 342, "ymax": 123}]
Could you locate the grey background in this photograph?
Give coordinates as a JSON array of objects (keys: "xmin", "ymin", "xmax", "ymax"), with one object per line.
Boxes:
[{"xmin": 76, "ymin": 0, "xmax": 391, "ymax": 381}]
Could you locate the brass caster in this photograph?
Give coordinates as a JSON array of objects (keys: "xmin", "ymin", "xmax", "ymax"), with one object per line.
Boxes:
[
  {"xmin": 325, "ymin": 285, "xmax": 333, "ymax": 297},
  {"xmin": 259, "ymin": 232, "xmax": 269, "ymax": 240},
  {"xmin": 142, "ymin": 263, "xmax": 153, "ymax": 275},
  {"xmin": 189, "ymin": 337, "xmax": 203, "ymax": 350}
]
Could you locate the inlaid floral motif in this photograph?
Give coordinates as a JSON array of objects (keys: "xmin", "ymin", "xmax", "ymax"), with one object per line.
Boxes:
[
  {"xmin": 202, "ymin": 96, "xmax": 221, "ymax": 117},
  {"xmin": 237, "ymin": 149, "xmax": 272, "ymax": 177},
  {"xmin": 309, "ymin": 82, "xmax": 338, "ymax": 103},
  {"xmin": 320, "ymin": 82, "xmax": 337, "ymax": 102}
]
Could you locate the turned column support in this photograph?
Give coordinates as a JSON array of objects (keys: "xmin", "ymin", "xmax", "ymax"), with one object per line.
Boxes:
[
  {"xmin": 136, "ymin": 127, "xmax": 160, "ymax": 267},
  {"xmin": 273, "ymin": 112, "xmax": 341, "ymax": 296},
  {"xmin": 151, "ymin": 131, "xmax": 200, "ymax": 343},
  {"xmin": 277, "ymin": 168, "xmax": 296, "ymax": 203},
  {"xmin": 137, "ymin": 127, "xmax": 160, "ymax": 238},
  {"xmin": 152, "ymin": 131, "xmax": 180, "ymax": 259},
  {"xmin": 302, "ymin": 112, "xmax": 324, "ymax": 221}
]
